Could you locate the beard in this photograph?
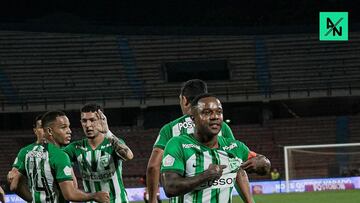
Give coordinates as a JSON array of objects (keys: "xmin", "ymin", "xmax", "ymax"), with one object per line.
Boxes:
[{"xmin": 197, "ymin": 125, "xmax": 218, "ymax": 142}]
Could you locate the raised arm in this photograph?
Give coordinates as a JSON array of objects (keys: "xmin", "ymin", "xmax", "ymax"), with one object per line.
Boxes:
[
  {"xmin": 146, "ymin": 148, "xmax": 163, "ymax": 203},
  {"xmin": 96, "ymin": 110, "xmax": 134, "ymax": 161},
  {"xmin": 161, "ymin": 164, "xmax": 226, "ymax": 197}
]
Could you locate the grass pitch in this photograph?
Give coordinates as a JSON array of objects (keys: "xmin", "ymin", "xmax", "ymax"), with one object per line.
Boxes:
[{"xmin": 131, "ymin": 189, "xmax": 360, "ymax": 203}]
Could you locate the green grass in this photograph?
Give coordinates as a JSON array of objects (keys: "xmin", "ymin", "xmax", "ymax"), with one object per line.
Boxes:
[{"xmin": 131, "ymin": 190, "xmax": 360, "ymax": 203}]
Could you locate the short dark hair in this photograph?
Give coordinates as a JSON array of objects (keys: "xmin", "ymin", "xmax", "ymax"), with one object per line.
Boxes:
[
  {"xmin": 33, "ymin": 113, "xmax": 43, "ymax": 128},
  {"xmin": 41, "ymin": 111, "xmax": 66, "ymax": 128},
  {"xmin": 81, "ymin": 103, "xmax": 103, "ymax": 113},
  {"xmin": 190, "ymin": 93, "xmax": 218, "ymax": 107},
  {"xmin": 180, "ymin": 79, "xmax": 208, "ymax": 102}
]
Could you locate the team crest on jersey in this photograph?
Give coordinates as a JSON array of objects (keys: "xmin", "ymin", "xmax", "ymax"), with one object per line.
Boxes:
[
  {"xmin": 100, "ymin": 156, "xmax": 110, "ymax": 167},
  {"xmin": 228, "ymin": 157, "xmax": 242, "ymax": 172},
  {"xmin": 163, "ymin": 154, "xmax": 175, "ymax": 167}
]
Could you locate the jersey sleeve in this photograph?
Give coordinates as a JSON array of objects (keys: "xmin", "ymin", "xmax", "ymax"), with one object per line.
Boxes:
[
  {"xmin": 63, "ymin": 143, "xmax": 77, "ymax": 162},
  {"xmin": 153, "ymin": 123, "xmax": 172, "ymax": 150},
  {"xmin": 221, "ymin": 122, "xmax": 235, "ymax": 141},
  {"xmin": 17, "ymin": 156, "xmax": 26, "ymax": 175},
  {"xmin": 51, "ymin": 150, "xmax": 74, "ymax": 182},
  {"xmin": 235, "ymin": 141, "xmax": 250, "ymax": 162},
  {"xmin": 160, "ymin": 137, "xmax": 185, "ymax": 175},
  {"xmin": 12, "ymin": 147, "xmax": 28, "ymax": 169}
]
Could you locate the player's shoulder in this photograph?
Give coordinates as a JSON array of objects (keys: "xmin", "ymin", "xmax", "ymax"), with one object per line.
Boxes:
[
  {"xmin": 48, "ymin": 143, "xmax": 65, "ymax": 153},
  {"xmin": 65, "ymin": 138, "xmax": 87, "ymax": 149},
  {"xmin": 159, "ymin": 115, "xmax": 190, "ymax": 133},
  {"xmin": 168, "ymin": 114, "xmax": 190, "ymax": 126},
  {"xmin": 19, "ymin": 142, "xmax": 37, "ymax": 152},
  {"xmin": 167, "ymin": 133, "xmax": 190, "ymax": 144},
  {"xmin": 220, "ymin": 137, "xmax": 246, "ymax": 149}
]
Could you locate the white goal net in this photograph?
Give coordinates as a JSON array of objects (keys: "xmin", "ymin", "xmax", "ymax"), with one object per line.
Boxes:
[{"xmin": 284, "ymin": 143, "xmax": 360, "ymax": 192}]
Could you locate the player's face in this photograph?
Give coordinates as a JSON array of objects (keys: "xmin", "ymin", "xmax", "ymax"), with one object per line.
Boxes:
[
  {"xmin": 81, "ymin": 112, "xmax": 101, "ymax": 139},
  {"xmin": 193, "ymin": 97, "xmax": 223, "ymax": 139},
  {"xmin": 33, "ymin": 120, "xmax": 45, "ymax": 142},
  {"xmin": 48, "ymin": 116, "xmax": 72, "ymax": 146}
]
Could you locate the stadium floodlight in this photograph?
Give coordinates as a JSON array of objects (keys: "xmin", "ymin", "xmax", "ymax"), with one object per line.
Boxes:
[{"xmin": 284, "ymin": 143, "xmax": 360, "ymax": 193}]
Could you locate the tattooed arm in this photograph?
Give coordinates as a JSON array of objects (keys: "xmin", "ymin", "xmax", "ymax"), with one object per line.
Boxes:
[
  {"xmin": 106, "ymin": 132, "xmax": 134, "ymax": 161},
  {"xmin": 95, "ymin": 109, "xmax": 134, "ymax": 161},
  {"xmin": 235, "ymin": 169, "xmax": 254, "ymax": 203}
]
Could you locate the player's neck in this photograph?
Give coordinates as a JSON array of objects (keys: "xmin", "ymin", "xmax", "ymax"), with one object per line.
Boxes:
[
  {"xmin": 194, "ymin": 131, "xmax": 218, "ymax": 148},
  {"xmin": 46, "ymin": 138, "xmax": 60, "ymax": 148},
  {"xmin": 87, "ymin": 133, "xmax": 105, "ymax": 149}
]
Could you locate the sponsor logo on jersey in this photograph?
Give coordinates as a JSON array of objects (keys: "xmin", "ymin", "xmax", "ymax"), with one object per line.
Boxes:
[
  {"xmin": 178, "ymin": 121, "xmax": 194, "ymax": 131},
  {"xmin": 197, "ymin": 173, "xmax": 237, "ymax": 190},
  {"xmin": 63, "ymin": 166, "xmax": 72, "ymax": 176},
  {"xmin": 222, "ymin": 142, "xmax": 238, "ymax": 151},
  {"xmin": 82, "ymin": 170, "xmax": 115, "ymax": 181},
  {"xmin": 163, "ymin": 154, "xmax": 175, "ymax": 167},
  {"xmin": 182, "ymin": 144, "xmax": 200, "ymax": 150}
]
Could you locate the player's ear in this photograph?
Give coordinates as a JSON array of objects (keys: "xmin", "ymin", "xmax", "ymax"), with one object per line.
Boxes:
[{"xmin": 46, "ymin": 127, "xmax": 52, "ymax": 136}]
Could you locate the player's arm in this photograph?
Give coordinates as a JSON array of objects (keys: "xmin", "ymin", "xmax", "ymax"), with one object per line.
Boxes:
[
  {"xmin": 108, "ymin": 135, "xmax": 134, "ymax": 161},
  {"xmin": 236, "ymin": 169, "xmax": 254, "ymax": 203},
  {"xmin": 59, "ymin": 180, "xmax": 109, "ymax": 202},
  {"xmin": 0, "ymin": 185, "xmax": 5, "ymax": 203},
  {"xmin": 241, "ymin": 153, "xmax": 271, "ymax": 175},
  {"xmin": 7, "ymin": 167, "xmax": 20, "ymax": 191},
  {"xmin": 9, "ymin": 170, "xmax": 33, "ymax": 202},
  {"xmin": 96, "ymin": 110, "xmax": 134, "ymax": 161},
  {"xmin": 10, "ymin": 157, "xmax": 33, "ymax": 202},
  {"xmin": 71, "ymin": 170, "xmax": 78, "ymax": 188},
  {"xmin": 161, "ymin": 164, "xmax": 226, "ymax": 197},
  {"xmin": 147, "ymin": 124, "xmax": 172, "ymax": 203},
  {"xmin": 146, "ymin": 147, "xmax": 163, "ymax": 203}
]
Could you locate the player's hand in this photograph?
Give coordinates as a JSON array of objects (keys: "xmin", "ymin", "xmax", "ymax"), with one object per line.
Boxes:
[
  {"xmin": 95, "ymin": 109, "xmax": 109, "ymax": 134},
  {"xmin": 93, "ymin": 191, "xmax": 110, "ymax": 203},
  {"xmin": 241, "ymin": 155, "xmax": 270, "ymax": 175},
  {"xmin": 205, "ymin": 164, "xmax": 227, "ymax": 181},
  {"xmin": 7, "ymin": 168, "xmax": 19, "ymax": 183}
]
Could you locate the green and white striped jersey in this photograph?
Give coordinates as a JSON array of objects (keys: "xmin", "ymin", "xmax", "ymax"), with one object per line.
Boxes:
[
  {"xmin": 63, "ymin": 137, "xmax": 128, "ymax": 203},
  {"xmin": 18, "ymin": 143, "xmax": 73, "ymax": 203},
  {"xmin": 161, "ymin": 134, "xmax": 250, "ymax": 203},
  {"xmin": 13, "ymin": 142, "xmax": 37, "ymax": 170},
  {"xmin": 154, "ymin": 115, "xmax": 235, "ymax": 150}
]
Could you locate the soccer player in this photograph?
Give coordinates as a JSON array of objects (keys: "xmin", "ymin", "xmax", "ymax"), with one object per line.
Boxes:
[
  {"xmin": 15, "ymin": 110, "xmax": 110, "ymax": 203},
  {"xmin": 161, "ymin": 94, "xmax": 254, "ymax": 203},
  {"xmin": 146, "ymin": 79, "xmax": 270, "ymax": 203},
  {"xmin": 7, "ymin": 114, "xmax": 45, "ymax": 200},
  {"xmin": 64, "ymin": 103, "xmax": 133, "ymax": 203}
]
